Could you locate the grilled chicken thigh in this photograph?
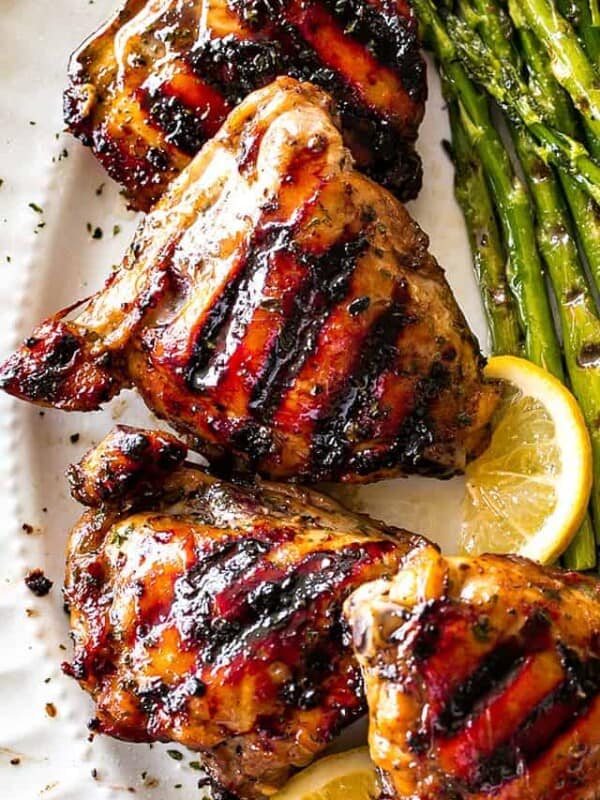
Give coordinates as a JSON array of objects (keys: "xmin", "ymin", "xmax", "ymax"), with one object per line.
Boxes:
[
  {"xmin": 0, "ymin": 79, "xmax": 497, "ymax": 483},
  {"xmin": 345, "ymin": 547, "xmax": 600, "ymax": 800},
  {"xmin": 65, "ymin": 0, "xmax": 426, "ymax": 209},
  {"xmin": 64, "ymin": 425, "xmax": 422, "ymax": 798}
]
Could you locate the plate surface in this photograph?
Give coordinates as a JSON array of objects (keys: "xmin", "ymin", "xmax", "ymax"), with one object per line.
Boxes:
[{"xmin": 0, "ymin": 2, "xmax": 488, "ymax": 796}]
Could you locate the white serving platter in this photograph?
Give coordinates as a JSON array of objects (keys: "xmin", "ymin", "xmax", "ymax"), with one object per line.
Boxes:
[{"xmin": 0, "ymin": 2, "xmax": 488, "ymax": 797}]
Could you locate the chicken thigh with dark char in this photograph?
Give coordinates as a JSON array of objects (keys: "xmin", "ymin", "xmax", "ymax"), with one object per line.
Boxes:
[
  {"xmin": 0, "ymin": 78, "xmax": 498, "ymax": 483},
  {"xmin": 63, "ymin": 425, "xmax": 423, "ymax": 799},
  {"xmin": 65, "ymin": 0, "xmax": 426, "ymax": 209},
  {"xmin": 345, "ymin": 546, "xmax": 600, "ymax": 800}
]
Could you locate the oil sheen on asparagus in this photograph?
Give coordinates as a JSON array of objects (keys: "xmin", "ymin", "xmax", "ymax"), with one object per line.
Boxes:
[{"xmin": 411, "ymin": 0, "xmax": 600, "ymax": 569}]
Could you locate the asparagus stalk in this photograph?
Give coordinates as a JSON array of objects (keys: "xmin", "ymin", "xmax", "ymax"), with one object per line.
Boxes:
[
  {"xmin": 442, "ymin": 10, "xmax": 600, "ymax": 206},
  {"xmin": 573, "ymin": 0, "xmax": 600, "ymax": 158},
  {"xmin": 571, "ymin": 0, "xmax": 600, "ymax": 61},
  {"xmin": 446, "ymin": 103, "xmax": 523, "ymax": 356},
  {"xmin": 448, "ymin": 22, "xmax": 595, "ymax": 565},
  {"xmin": 517, "ymin": 0, "xmax": 600, "ymax": 147},
  {"xmin": 460, "ymin": 0, "xmax": 600, "ymax": 567},
  {"xmin": 514, "ymin": 129, "xmax": 600, "ymax": 567},
  {"xmin": 532, "ymin": 0, "xmax": 600, "ymax": 159},
  {"xmin": 554, "ymin": 0, "xmax": 600, "ymax": 68},
  {"xmin": 565, "ymin": 516, "xmax": 598, "ymax": 569},
  {"xmin": 509, "ymin": 12, "xmax": 600, "ymax": 296},
  {"xmin": 411, "ymin": 0, "xmax": 563, "ymax": 377},
  {"xmin": 462, "ymin": 0, "xmax": 600, "ymax": 282}
]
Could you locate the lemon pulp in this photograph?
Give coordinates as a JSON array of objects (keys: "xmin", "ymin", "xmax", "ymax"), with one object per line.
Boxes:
[
  {"xmin": 272, "ymin": 748, "xmax": 377, "ymax": 800},
  {"xmin": 460, "ymin": 356, "xmax": 592, "ymax": 563}
]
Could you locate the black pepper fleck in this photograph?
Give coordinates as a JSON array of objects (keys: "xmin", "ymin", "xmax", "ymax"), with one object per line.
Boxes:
[
  {"xmin": 25, "ymin": 569, "xmax": 52, "ymax": 596},
  {"xmin": 348, "ymin": 296, "xmax": 371, "ymax": 315}
]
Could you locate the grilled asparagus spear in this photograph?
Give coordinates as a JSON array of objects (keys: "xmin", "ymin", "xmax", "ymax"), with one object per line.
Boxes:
[
  {"xmin": 446, "ymin": 102, "xmax": 522, "ymax": 356},
  {"xmin": 508, "ymin": 6, "xmax": 600, "ymax": 296},
  {"xmin": 458, "ymin": 0, "xmax": 600, "ymax": 567},
  {"xmin": 443, "ymin": 9, "xmax": 600, "ymax": 205},
  {"xmin": 412, "ymin": 0, "xmax": 562, "ymax": 376}
]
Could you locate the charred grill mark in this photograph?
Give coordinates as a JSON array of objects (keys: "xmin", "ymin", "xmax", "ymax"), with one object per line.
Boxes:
[
  {"xmin": 209, "ymin": 541, "xmax": 393, "ymax": 667},
  {"xmin": 277, "ymin": 19, "xmax": 423, "ymax": 198},
  {"xmin": 317, "ymin": 0, "xmax": 425, "ymax": 100},
  {"xmin": 0, "ymin": 318, "xmax": 120, "ymax": 410},
  {"xmin": 309, "ymin": 283, "xmax": 410, "ymax": 480},
  {"xmin": 191, "ymin": 228, "xmax": 293, "ymax": 394},
  {"xmin": 67, "ymin": 426, "xmax": 188, "ymax": 508},
  {"xmin": 249, "ymin": 233, "xmax": 369, "ymax": 419},
  {"xmin": 347, "ymin": 361, "xmax": 452, "ymax": 477},
  {"xmin": 469, "ymin": 647, "xmax": 600, "ymax": 792},
  {"xmin": 415, "ymin": 598, "xmax": 600, "ymax": 795},
  {"xmin": 173, "ymin": 529, "xmax": 395, "ymax": 667},
  {"xmin": 279, "ymin": 635, "xmax": 349, "ymax": 710},
  {"xmin": 139, "ymin": 90, "xmax": 208, "ymax": 156},
  {"xmin": 340, "ymin": 109, "xmax": 422, "ymax": 200},
  {"xmin": 137, "ymin": 673, "xmax": 207, "ymax": 717},
  {"xmin": 186, "ymin": 264, "xmax": 253, "ymax": 392},
  {"xmin": 64, "ymin": 0, "xmax": 426, "ymax": 207},
  {"xmin": 172, "ymin": 535, "xmax": 280, "ymax": 644},
  {"xmin": 434, "ymin": 641, "xmax": 525, "ymax": 737},
  {"xmin": 89, "ymin": 123, "xmax": 177, "ymax": 208},
  {"xmin": 227, "ymin": 0, "xmax": 423, "ymax": 99},
  {"xmin": 9, "ymin": 330, "xmax": 80, "ymax": 403},
  {"xmin": 190, "ymin": 35, "xmax": 287, "ymax": 108},
  {"xmin": 197, "ymin": 247, "xmax": 308, "ymax": 458},
  {"xmin": 188, "ymin": 24, "xmax": 422, "ymax": 199}
]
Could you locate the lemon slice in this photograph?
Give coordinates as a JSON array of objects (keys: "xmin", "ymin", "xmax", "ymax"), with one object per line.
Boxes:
[
  {"xmin": 460, "ymin": 355, "xmax": 592, "ymax": 563},
  {"xmin": 272, "ymin": 749, "xmax": 377, "ymax": 800}
]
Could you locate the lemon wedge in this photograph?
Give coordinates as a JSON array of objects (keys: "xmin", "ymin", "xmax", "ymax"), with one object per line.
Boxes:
[
  {"xmin": 460, "ymin": 355, "xmax": 592, "ymax": 563},
  {"xmin": 271, "ymin": 749, "xmax": 377, "ymax": 800}
]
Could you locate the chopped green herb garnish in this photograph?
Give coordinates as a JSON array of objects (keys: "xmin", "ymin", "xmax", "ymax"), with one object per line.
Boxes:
[
  {"xmin": 28, "ymin": 202, "xmax": 43, "ymax": 214},
  {"xmin": 111, "ymin": 523, "xmax": 135, "ymax": 548},
  {"xmin": 167, "ymin": 750, "xmax": 184, "ymax": 761}
]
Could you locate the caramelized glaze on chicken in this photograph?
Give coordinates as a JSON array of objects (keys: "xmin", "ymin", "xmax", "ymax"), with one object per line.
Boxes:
[
  {"xmin": 63, "ymin": 426, "xmax": 422, "ymax": 798},
  {"xmin": 344, "ymin": 547, "xmax": 600, "ymax": 800},
  {"xmin": 0, "ymin": 79, "xmax": 497, "ymax": 483},
  {"xmin": 64, "ymin": 0, "xmax": 426, "ymax": 209}
]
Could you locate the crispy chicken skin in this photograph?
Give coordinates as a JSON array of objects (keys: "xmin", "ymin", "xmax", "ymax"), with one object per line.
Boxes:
[
  {"xmin": 0, "ymin": 79, "xmax": 498, "ymax": 483},
  {"xmin": 64, "ymin": 0, "xmax": 426, "ymax": 209},
  {"xmin": 344, "ymin": 547, "xmax": 600, "ymax": 800},
  {"xmin": 63, "ymin": 425, "xmax": 423, "ymax": 799}
]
